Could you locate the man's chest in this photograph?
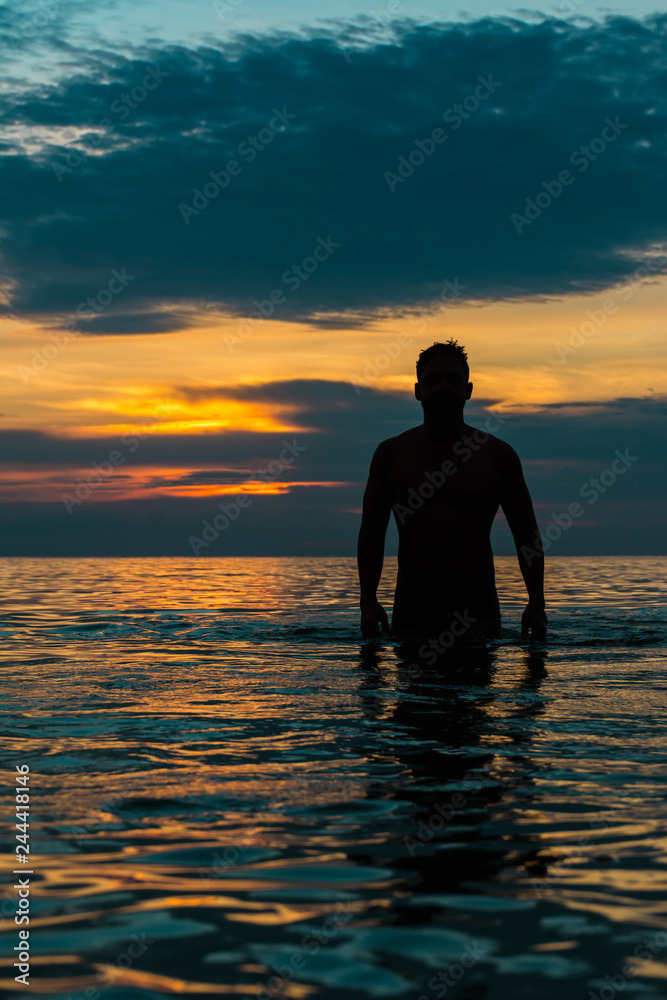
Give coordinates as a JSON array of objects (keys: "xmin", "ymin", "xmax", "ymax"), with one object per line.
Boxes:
[{"xmin": 390, "ymin": 439, "xmax": 502, "ymax": 512}]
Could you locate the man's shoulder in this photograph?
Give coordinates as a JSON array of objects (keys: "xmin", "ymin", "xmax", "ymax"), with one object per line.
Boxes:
[
  {"xmin": 373, "ymin": 427, "xmax": 421, "ymax": 459},
  {"xmin": 376, "ymin": 427, "xmax": 422, "ymax": 448},
  {"xmin": 473, "ymin": 428, "xmax": 516, "ymax": 456},
  {"xmin": 481, "ymin": 433, "xmax": 525, "ymax": 480}
]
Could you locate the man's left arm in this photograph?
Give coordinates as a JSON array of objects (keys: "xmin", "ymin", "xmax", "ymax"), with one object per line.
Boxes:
[{"xmin": 497, "ymin": 442, "xmax": 547, "ymax": 639}]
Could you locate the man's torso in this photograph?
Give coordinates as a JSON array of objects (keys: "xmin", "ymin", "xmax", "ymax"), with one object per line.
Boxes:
[{"xmin": 385, "ymin": 424, "xmax": 504, "ymax": 595}]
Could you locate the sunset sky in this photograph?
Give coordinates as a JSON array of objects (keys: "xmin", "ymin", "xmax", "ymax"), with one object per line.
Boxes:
[{"xmin": 1, "ymin": 1, "xmax": 666, "ymax": 555}]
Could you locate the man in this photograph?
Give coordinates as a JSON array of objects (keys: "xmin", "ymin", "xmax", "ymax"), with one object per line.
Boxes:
[{"xmin": 357, "ymin": 339, "xmax": 547, "ymax": 641}]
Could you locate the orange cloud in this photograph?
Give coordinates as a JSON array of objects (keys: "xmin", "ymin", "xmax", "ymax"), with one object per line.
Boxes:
[
  {"xmin": 0, "ymin": 465, "xmax": 352, "ymax": 503},
  {"xmin": 50, "ymin": 393, "xmax": 306, "ymax": 436}
]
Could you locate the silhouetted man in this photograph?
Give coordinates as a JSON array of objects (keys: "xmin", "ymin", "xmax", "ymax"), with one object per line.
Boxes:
[{"xmin": 357, "ymin": 340, "xmax": 547, "ymax": 641}]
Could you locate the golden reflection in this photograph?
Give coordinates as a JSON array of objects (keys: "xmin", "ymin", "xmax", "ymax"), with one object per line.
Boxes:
[
  {"xmin": 224, "ymin": 906, "xmax": 331, "ymax": 925},
  {"xmin": 541, "ymin": 865, "xmax": 667, "ymax": 892},
  {"xmin": 1, "ymin": 555, "xmax": 665, "ymax": 999},
  {"xmin": 0, "ymin": 963, "xmax": 319, "ymax": 997},
  {"xmin": 0, "ymin": 956, "xmax": 81, "ymax": 967},
  {"xmin": 4, "ymin": 893, "xmax": 355, "ymax": 932},
  {"xmin": 624, "ymin": 958, "xmax": 667, "ymax": 980},
  {"xmin": 557, "ymin": 898, "xmax": 667, "ymax": 929},
  {"xmin": 92, "ymin": 967, "xmax": 317, "ymax": 996},
  {"xmin": 0, "ymin": 974, "xmax": 99, "ymax": 994},
  {"xmin": 532, "ymin": 941, "xmax": 578, "ymax": 951}
]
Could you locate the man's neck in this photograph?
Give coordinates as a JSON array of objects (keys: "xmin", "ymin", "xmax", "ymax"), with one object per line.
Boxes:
[{"xmin": 422, "ymin": 415, "xmax": 467, "ymax": 441}]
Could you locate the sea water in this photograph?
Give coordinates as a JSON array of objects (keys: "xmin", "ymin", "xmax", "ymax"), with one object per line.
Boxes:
[{"xmin": 0, "ymin": 555, "xmax": 666, "ymax": 999}]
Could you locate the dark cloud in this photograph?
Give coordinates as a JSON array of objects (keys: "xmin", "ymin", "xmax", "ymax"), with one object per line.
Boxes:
[
  {"xmin": 2, "ymin": 380, "xmax": 666, "ymax": 467},
  {"xmin": 0, "ymin": 492, "xmax": 362, "ymax": 557},
  {"xmin": 0, "ymin": 0, "xmax": 107, "ymax": 54},
  {"xmin": 1, "ymin": 15, "xmax": 666, "ymax": 326},
  {"xmin": 0, "ymin": 380, "xmax": 417, "ymax": 471},
  {"xmin": 1, "ymin": 380, "xmax": 665, "ymax": 553},
  {"xmin": 50, "ymin": 311, "xmax": 197, "ymax": 335},
  {"xmin": 1, "ymin": 378, "xmax": 665, "ymax": 483},
  {"xmin": 1, "ymin": 485, "xmax": 664, "ymax": 557}
]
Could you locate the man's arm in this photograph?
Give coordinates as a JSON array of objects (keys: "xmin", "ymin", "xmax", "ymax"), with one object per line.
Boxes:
[
  {"xmin": 357, "ymin": 440, "xmax": 394, "ymax": 636},
  {"xmin": 498, "ymin": 442, "xmax": 547, "ymax": 638}
]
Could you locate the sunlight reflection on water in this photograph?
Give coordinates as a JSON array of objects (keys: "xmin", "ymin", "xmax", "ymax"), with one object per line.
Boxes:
[{"xmin": 0, "ymin": 556, "xmax": 666, "ymax": 999}]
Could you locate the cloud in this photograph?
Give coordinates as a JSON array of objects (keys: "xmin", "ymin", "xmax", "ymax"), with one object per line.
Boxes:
[
  {"xmin": 50, "ymin": 311, "xmax": 197, "ymax": 335},
  {"xmin": 1, "ymin": 380, "xmax": 665, "ymax": 553},
  {"xmin": 1, "ymin": 378, "xmax": 665, "ymax": 468},
  {"xmin": 0, "ymin": 14, "xmax": 666, "ymax": 327},
  {"xmin": 0, "ymin": 0, "xmax": 101, "ymax": 54},
  {"xmin": 0, "ymin": 380, "xmax": 416, "ymax": 468}
]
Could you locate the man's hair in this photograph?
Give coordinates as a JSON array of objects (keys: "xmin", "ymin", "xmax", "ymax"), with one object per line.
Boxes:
[{"xmin": 416, "ymin": 339, "xmax": 469, "ymax": 381}]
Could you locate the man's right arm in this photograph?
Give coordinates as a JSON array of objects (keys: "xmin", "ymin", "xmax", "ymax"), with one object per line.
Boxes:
[
  {"xmin": 498, "ymin": 440, "xmax": 547, "ymax": 639},
  {"xmin": 357, "ymin": 440, "xmax": 394, "ymax": 636}
]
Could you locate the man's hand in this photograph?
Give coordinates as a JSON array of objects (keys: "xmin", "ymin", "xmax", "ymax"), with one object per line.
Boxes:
[
  {"xmin": 521, "ymin": 604, "xmax": 548, "ymax": 640},
  {"xmin": 360, "ymin": 599, "xmax": 389, "ymax": 638}
]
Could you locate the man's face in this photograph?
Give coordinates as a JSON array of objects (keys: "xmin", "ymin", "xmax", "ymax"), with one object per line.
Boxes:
[{"xmin": 415, "ymin": 357, "xmax": 472, "ymax": 419}]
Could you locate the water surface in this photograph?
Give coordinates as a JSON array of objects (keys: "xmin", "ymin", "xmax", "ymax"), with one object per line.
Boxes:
[{"xmin": 1, "ymin": 556, "xmax": 666, "ymax": 999}]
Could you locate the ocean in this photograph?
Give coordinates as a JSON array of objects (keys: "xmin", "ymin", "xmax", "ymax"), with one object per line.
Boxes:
[{"xmin": 1, "ymin": 555, "xmax": 666, "ymax": 999}]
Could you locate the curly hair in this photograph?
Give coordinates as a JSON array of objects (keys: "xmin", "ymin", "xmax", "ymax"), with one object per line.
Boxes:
[{"xmin": 416, "ymin": 339, "xmax": 469, "ymax": 381}]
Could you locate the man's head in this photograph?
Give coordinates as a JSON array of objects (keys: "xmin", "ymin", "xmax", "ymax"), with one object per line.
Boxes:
[{"xmin": 415, "ymin": 340, "xmax": 472, "ymax": 420}]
